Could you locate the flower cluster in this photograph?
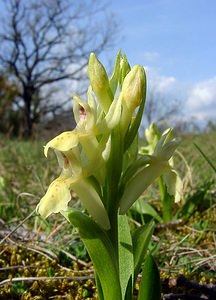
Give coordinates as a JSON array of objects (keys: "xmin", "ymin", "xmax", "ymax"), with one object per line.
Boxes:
[{"xmin": 36, "ymin": 52, "xmax": 179, "ymax": 230}]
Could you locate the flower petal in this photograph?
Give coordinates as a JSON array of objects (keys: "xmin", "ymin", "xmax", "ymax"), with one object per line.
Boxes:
[
  {"xmin": 44, "ymin": 131, "xmax": 79, "ymax": 157},
  {"xmin": 158, "ymin": 140, "xmax": 180, "ymax": 161},
  {"xmin": 73, "ymin": 94, "xmax": 95, "ymax": 130},
  {"xmin": 163, "ymin": 169, "xmax": 183, "ymax": 203},
  {"xmin": 97, "ymin": 94, "xmax": 123, "ymax": 133},
  {"xmin": 153, "ymin": 128, "xmax": 171, "ymax": 156},
  {"xmin": 36, "ymin": 177, "xmax": 71, "ymax": 218}
]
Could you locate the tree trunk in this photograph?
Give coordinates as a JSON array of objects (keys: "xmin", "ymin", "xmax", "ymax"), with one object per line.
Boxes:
[{"xmin": 23, "ymin": 87, "xmax": 33, "ymax": 138}]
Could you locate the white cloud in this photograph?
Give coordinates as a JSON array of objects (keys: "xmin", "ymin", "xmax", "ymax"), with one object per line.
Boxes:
[
  {"xmin": 143, "ymin": 51, "xmax": 160, "ymax": 62},
  {"xmin": 156, "ymin": 76, "xmax": 176, "ymax": 91},
  {"xmin": 144, "ymin": 66, "xmax": 177, "ymax": 94},
  {"xmin": 143, "ymin": 66, "xmax": 216, "ymax": 126},
  {"xmin": 186, "ymin": 77, "xmax": 216, "ymax": 121}
]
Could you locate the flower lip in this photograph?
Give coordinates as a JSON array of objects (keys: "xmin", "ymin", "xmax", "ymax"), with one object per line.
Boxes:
[
  {"xmin": 36, "ymin": 176, "xmax": 71, "ymax": 219},
  {"xmin": 44, "ymin": 131, "xmax": 79, "ymax": 157}
]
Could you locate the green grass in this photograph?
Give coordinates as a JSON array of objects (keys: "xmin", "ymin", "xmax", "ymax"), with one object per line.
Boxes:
[
  {"xmin": 0, "ymin": 131, "xmax": 215, "ymax": 299},
  {"xmin": 0, "ymin": 136, "xmax": 57, "ymax": 221},
  {"xmin": 178, "ymin": 131, "xmax": 216, "ymax": 184},
  {"xmin": 0, "ymin": 131, "xmax": 215, "ymax": 221}
]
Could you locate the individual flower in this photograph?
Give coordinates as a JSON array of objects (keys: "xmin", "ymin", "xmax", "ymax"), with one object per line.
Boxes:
[
  {"xmin": 139, "ymin": 124, "xmax": 183, "ymax": 205},
  {"xmin": 119, "ymin": 129, "xmax": 180, "ymax": 214},
  {"xmin": 36, "ymin": 129, "xmax": 110, "ymax": 230},
  {"xmin": 36, "ymin": 174, "xmax": 110, "ymax": 230}
]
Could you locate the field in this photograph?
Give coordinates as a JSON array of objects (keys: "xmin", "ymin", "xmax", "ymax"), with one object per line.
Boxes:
[{"xmin": 0, "ymin": 131, "xmax": 215, "ymax": 299}]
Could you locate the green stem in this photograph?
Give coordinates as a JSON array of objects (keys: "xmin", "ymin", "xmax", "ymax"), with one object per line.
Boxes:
[
  {"xmin": 100, "ymin": 125, "xmax": 124, "ymax": 299},
  {"xmin": 108, "ymin": 202, "xmax": 119, "ymax": 258},
  {"xmin": 106, "ymin": 126, "xmax": 123, "ymax": 260},
  {"xmin": 158, "ymin": 176, "xmax": 173, "ymax": 222},
  {"xmin": 104, "ymin": 172, "xmax": 120, "ymax": 265}
]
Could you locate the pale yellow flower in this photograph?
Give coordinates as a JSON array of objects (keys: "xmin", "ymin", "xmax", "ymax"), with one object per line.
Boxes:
[
  {"xmin": 120, "ymin": 129, "xmax": 180, "ymax": 214},
  {"xmin": 36, "ymin": 174, "xmax": 110, "ymax": 230},
  {"xmin": 37, "ymin": 129, "xmax": 110, "ymax": 230}
]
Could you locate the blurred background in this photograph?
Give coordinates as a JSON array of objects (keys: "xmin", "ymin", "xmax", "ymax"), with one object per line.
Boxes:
[{"xmin": 0, "ymin": 0, "xmax": 216, "ymax": 139}]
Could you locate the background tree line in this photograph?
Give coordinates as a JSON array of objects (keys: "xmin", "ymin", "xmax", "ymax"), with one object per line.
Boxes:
[
  {"xmin": 0, "ymin": 0, "xmax": 213, "ymax": 138},
  {"xmin": 0, "ymin": 0, "xmax": 118, "ymax": 137}
]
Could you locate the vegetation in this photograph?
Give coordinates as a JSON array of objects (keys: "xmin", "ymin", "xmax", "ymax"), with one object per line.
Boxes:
[
  {"xmin": 0, "ymin": 0, "xmax": 118, "ymax": 137},
  {"xmin": 0, "ymin": 130, "xmax": 215, "ymax": 299},
  {"xmin": 0, "ymin": 2, "xmax": 215, "ymax": 298}
]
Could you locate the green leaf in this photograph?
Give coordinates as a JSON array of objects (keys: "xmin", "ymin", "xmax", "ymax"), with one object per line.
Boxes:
[
  {"xmin": 132, "ymin": 220, "xmax": 155, "ymax": 280},
  {"xmin": 137, "ymin": 254, "xmax": 161, "ymax": 300},
  {"xmin": 118, "ymin": 215, "xmax": 134, "ymax": 299},
  {"xmin": 95, "ymin": 274, "xmax": 104, "ymax": 300},
  {"xmin": 66, "ymin": 209, "xmax": 122, "ymax": 300},
  {"xmin": 131, "ymin": 198, "xmax": 163, "ymax": 223}
]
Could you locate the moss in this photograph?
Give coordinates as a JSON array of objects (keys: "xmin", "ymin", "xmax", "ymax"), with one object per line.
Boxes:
[{"xmin": 0, "ymin": 245, "xmax": 96, "ymax": 299}]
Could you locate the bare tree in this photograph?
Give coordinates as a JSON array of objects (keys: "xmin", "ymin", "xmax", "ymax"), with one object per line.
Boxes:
[
  {"xmin": 0, "ymin": 0, "xmax": 118, "ymax": 137},
  {"xmin": 144, "ymin": 90, "xmax": 181, "ymax": 128}
]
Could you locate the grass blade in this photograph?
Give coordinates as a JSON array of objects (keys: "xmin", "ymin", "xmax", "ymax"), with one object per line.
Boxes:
[{"xmin": 194, "ymin": 143, "xmax": 216, "ymax": 173}]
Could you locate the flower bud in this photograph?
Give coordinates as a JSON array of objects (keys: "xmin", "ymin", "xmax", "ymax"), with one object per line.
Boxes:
[
  {"xmin": 88, "ymin": 53, "xmax": 113, "ymax": 113},
  {"xmin": 109, "ymin": 50, "xmax": 122, "ymax": 95},
  {"xmin": 121, "ymin": 65, "xmax": 146, "ymax": 111},
  {"xmin": 145, "ymin": 123, "xmax": 160, "ymax": 148},
  {"xmin": 119, "ymin": 54, "xmax": 131, "ymax": 89}
]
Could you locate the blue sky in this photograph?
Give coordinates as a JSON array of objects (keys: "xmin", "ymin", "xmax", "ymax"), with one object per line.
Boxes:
[
  {"xmin": 0, "ymin": 0, "xmax": 215, "ymax": 126},
  {"xmin": 106, "ymin": 0, "xmax": 216, "ymax": 125}
]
